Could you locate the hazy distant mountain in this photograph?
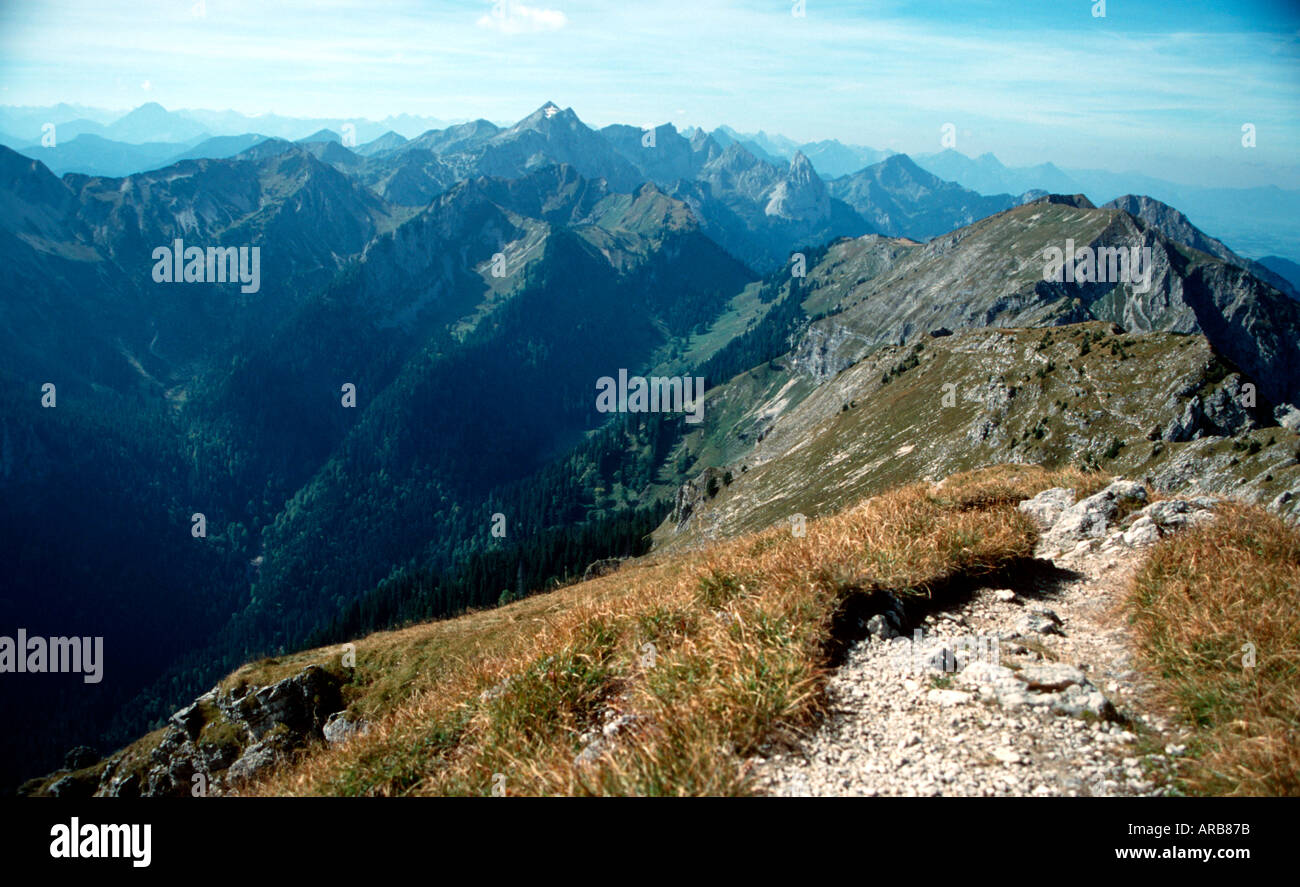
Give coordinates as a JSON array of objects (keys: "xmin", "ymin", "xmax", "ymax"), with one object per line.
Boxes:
[
  {"xmin": 913, "ymin": 149, "xmax": 1079, "ymax": 196},
  {"xmin": 165, "ymin": 133, "xmax": 271, "ymax": 164},
  {"xmin": 0, "ymin": 103, "xmax": 466, "ymax": 151},
  {"xmin": 0, "ymin": 103, "xmax": 116, "ymax": 143},
  {"xmin": 12, "ymin": 104, "xmax": 1294, "ymax": 265},
  {"xmin": 13, "ymin": 133, "xmax": 203, "ymax": 177},
  {"xmin": 296, "ymin": 128, "xmax": 340, "ymax": 144},
  {"xmin": 707, "ymin": 126, "xmax": 892, "ymax": 178},
  {"xmin": 100, "ymin": 102, "xmax": 209, "ymax": 143},
  {"xmin": 355, "ymin": 131, "xmax": 408, "ymax": 157},
  {"xmin": 796, "ymin": 139, "xmax": 893, "ymax": 178},
  {"xmin": 403, "ymin": 119, "xmax": 500, "ymax": 155},
  {"xmin": 1257, "ymin": 255, "xmax": 1300, "ymax": 299},
  {"xmin": 712, "ymin": 126, "xmax": 798, "ymax": 164},
  {"xmin": 826, "ymin": 154, "xmax": 1029, "ymax": 240},
  {"xmin": 470, "ymin": 104, "xmax": 644, "ymax": 191},
  {"xmin": 912, "ymin": 149, "xmax": 1300, "ymax": 264},
  {"xmin": 709, "ymin": 128, "xmax": 785, "ymax": 165},
  {"xmin": 172, "ymin": 108, "xmax": 461, "ymax": 141}
]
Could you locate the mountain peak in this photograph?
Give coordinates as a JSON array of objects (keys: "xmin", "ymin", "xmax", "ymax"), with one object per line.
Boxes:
[
  {"xmin": 1101, "ymin": 193, "xmax": 1300, "ymax": 300},
  {"xmin": 879, "ymin": 152, "xmax": 923, "ymax": 170},
  {"xmin": 1028, "ymin": 193, "xmax": 1096, "ymax": 209},
  {"xmin": 526, "ymin": 102, "xmax": 576, "ymax": 124},
  {"xmin": 296, "ymin": 128, "xmax": 342, "ymax": 144},
  {"xmin": 765, "ymin": 149, "xmax": 829, "ymax": 221}
]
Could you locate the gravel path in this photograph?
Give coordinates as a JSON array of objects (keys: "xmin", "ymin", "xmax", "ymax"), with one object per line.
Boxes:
[{"xmin": 747, "ymin": 486, "xmax": 1203, "ymax": 797}]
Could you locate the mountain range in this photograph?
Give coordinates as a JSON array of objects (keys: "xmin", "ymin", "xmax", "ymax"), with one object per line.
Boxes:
[
  {"xmin": 2, "ymin": 100, "xmax": 1299, "ymax": 793},
  {"xmin": 4, "ymin": 101, "xmax": 1297, "ymax": 267}
]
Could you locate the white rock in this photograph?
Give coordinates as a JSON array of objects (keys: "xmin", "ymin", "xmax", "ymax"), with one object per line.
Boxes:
[
  {"xmin": 926, "ymin": 689, "xmax": 972, "ymax": 706},
  {"xmin": 1017, "ymin": 488, "xmax": 1077, "ymax": 530},
  {"xmin": 991, "ymin": 747, "xmax": 1021, "ymax": 764},
  {"xmin": 1122, "ymin": 515, "xmax": 1160, "ymax": 547}
]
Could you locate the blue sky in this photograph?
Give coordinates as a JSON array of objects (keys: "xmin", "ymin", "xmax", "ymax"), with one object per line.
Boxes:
[{"xmin": 1, "ymin": 0, "xmax": 1297, "ymax": 185}]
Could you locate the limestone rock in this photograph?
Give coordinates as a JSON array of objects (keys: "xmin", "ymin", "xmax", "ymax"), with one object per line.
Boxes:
[
  {"xmin": 323, "ymin": 711, "xmax": 369, "ymax": 747},
  {"xmin": 1017, "ymin": 487, "xmax": 1076, "ymax": 531},
  {"xmin": 1040, "ymin": 480, "xmax": 1147, "ymax": 553},
  {"xmin": 1275, "ymin": 404, "xmax": 1300, "ymax": 433}
]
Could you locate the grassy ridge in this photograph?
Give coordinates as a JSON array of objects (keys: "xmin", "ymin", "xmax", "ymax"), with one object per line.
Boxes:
[{"xmin": 245, "ymin": 464, "xmax": 1100, "ymax": 796}]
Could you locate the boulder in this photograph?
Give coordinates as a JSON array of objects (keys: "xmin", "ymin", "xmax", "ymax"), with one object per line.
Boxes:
[
  {"xmin": 1121, "ymin": 515, "xmax": 1160, "ymax": 547},
  {"xmin": 1275, "ymin": 404, "xmax": 1300, "ymax": 433},
  {"xmin": 1140, "ymin": 498, "xmax": 1216, "ymax": 533},
  {"xmin": 1017, "ymin": 487, "xmax": 1076, "ymax": 531},
  {"xmin": 323, "ymin": 712, "xmax": 369, "ymax": 747},
  {"xmin": 226, "ymin": 734, "xmax": 292, "ymax": 785},
  {"xmin": 1039, "ymin": 480, "xmax": 1147, "ymax": 553},
  {"xmin": 581, "ymin": 558, "xmax": 626, "ymax": 582}
]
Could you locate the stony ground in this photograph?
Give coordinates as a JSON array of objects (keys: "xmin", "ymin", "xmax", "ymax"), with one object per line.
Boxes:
[{"xmin": 747, "ymin": 482, "xmax": 1209, "ymax": 797}]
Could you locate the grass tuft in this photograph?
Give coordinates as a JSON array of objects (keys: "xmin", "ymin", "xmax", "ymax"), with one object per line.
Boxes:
[{"xmin": 1127, "ymin": 505, "xmax": 1300, "ymax": 796}]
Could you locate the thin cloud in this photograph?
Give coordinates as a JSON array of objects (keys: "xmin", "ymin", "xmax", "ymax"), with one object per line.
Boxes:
[{"xmin": 476, "ymin": 3, "xmax": 567, "ymax": 35}]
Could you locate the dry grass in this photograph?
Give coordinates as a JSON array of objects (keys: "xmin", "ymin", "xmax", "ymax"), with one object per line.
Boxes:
[
  {"xmin": 1127, "ymin": 504, "xmax": 1300, "ymax": 796},
  {"xmin": 239, "ymin": 464, "xmax": 1093, "ymax": 796}
]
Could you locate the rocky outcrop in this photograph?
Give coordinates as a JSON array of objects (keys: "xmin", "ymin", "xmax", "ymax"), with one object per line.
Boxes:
[
  {"xmin": 215, "ymin": 664, "xmax": 342, "ymax": 743},
  {"xmin": 790, "ymin": 322, "xmax": 863, "ymax": 381},
  {"xmin": 1105, "ymin": 194, "xmax": 1300, "ymax": 302},
  {"xmin": 671, "ymin": 466, "xmax": 729, "ymax": 530},
  {"xmin": 32, "ymin": 665, "xmax": 347, "ymax": 798},
  {"xmin": 1031, "ymin": 480, "xmax": 1147, "ymax": 554},
  {"xmin": 1020, "ymin": 481, "xmax": 1217, "ymax": 557},
  {"xmin": 1161, "ymin": 374, "xmax": 1258, "ymax": 442},
  {"xmin": 581, "ymin": 557, "xmax": 627, "ymax": 582},
  {"xmin": 1277, "ymin": 404, "xmax": 1300, "ymax": 434},
  {"xmin": 1016, "ymin": 487, "xmax": 1076, "ymax": 532}
]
